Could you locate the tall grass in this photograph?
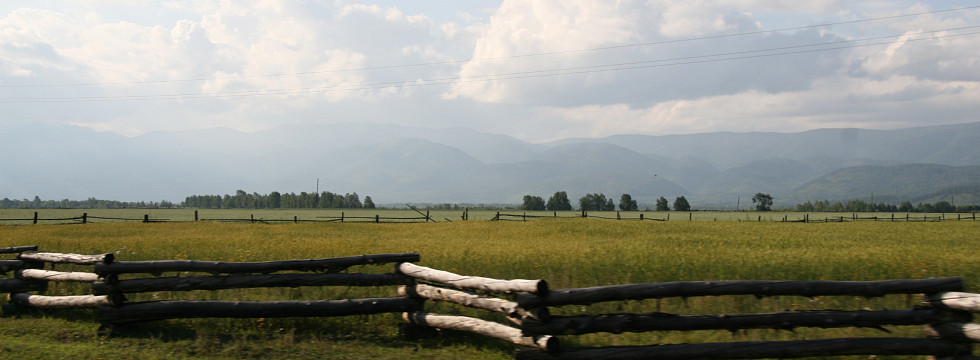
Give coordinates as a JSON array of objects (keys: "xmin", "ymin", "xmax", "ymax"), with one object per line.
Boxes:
[{"xmin": 1, "ymin": 219, "xmax": 978, "ymax": 358}]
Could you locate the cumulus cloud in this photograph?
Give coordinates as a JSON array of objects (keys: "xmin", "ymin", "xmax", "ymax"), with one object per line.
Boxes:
[{"xmin": 0, "ymin": 1, "xmax": 978, "ymax": 141}]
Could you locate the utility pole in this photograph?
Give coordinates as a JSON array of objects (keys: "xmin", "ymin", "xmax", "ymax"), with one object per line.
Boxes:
[
  {"xmin": 316, "ymin": 178, "xmax": 319, "ymax": 194},
  {"xmin": 736, "ymin": 197, "xmax": 740, "ymax": 212}
]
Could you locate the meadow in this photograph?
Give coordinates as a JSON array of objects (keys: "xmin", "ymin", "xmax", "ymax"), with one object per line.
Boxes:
[{"xmin": 1, "ymin": 217, "xmax": 978, "ymax": 359}]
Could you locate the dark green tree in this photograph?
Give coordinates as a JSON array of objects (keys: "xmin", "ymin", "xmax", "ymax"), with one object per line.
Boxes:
[
  {"xmin": 546, "ymin": 191, "xmax": 573, "ymax": 211},
  {"xmin": 673, "ymin": 196, "xmax": 691, "ymax": 211},
  {"xmin": 363, "ymin": 196, "xmax": 376, "ymax": 209},
  {"xmin": 752, "ymin": 193, "xmax": 773, "ymax": 211},
  {"xmin": 619, "ymin": 194, "xmax": 638, "ymax": 211},
  {"xmin": 579, "ymin": 193, "xmax": 610, "ymax": 211},
  {"xmin": 655, "ymin": 196, "xmax": 670, "ymax": 211},
  {"xmin": 521, "ymin": 195, "xmax": 546, "ymax": 211}
]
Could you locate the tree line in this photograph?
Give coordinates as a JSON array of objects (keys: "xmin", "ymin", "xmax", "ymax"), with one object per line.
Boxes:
[
  {"xmin": 0, "ymin": 196, "xmax": 176, "ymax": 209},
  {"xmin": 520, "ymin": 191, "xmax": 692, "ymax": 212},
  {"xmin": 183, "ymin": 190, "xmax": 375, "ymax": 209},
  {"xmin": 794, "ymin": 199, "xmax": 980, "ymax": 213}
]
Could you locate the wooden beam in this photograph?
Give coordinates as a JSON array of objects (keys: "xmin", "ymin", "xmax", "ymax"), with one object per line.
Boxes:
[
  {"xmin": 16, "ymin": 269, "xmax": 100, "ymax": 283},
  {"xmin": 96, "ymin": 297, "xmax": 423, "ymax": 324},
  {"xmin": 18, "ymin": 251, "xmax": 113, "ymax": 265},
  {"xmin": 0, "ymin": 278, "xmax": 47, "ymax": 293},
  {"xmin": 92, "ymin": 273, "xmax": 412, "ymax": 294},
  {"xmin": 398, "ymin": 283, "xmax": 545, "ymax": 320},
  {"xmin": 0, "ymin": 245, "xmax": 38, "ymax": 254},
  {"xmin": 928, "ymin": 292, "xmax": 980, "ymax": 313},
  {"xmin": 521, "ymin": 308, "xmax": 959, "ymax": 336},
  {"xmin": 517, "ymin": 278, "xmax": 963, "ymax": 308},
  {"xmin": 404, "ymin": 312, "xmax": 558, "ymax": 352},
  {"xmin": 0, "ymin": 260, "xmax": 43, "ymax": 275},
  {"xmin": 396, "ymin": 262, "xmax": 547, "ymax": 294},
  {"xmin": 926, "ymin": 322, "xmax": 980, "ymax": 343},
  {"xmin": 94, "ymin": 253, "xmax": 420, "ymax": 275},
  {"xmin": 7, "ymin": 293, "xmax": 112, "ymax": 308},
  {"xmin": 514, "ymin": 338, "xmax": 968, "ymax": 360}
]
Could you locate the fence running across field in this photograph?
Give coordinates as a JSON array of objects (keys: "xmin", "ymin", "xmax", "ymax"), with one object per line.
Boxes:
[
  {"xmin": 1, "ymin": 209, "xmax": 978, "ymax": 225},
  {"xmin": 3, "ymin": 245, "xmax": 980, "ymax": 359}
]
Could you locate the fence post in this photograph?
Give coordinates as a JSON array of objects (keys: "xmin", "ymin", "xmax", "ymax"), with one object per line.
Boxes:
[
  {"xmin": 143, "ymin": 214, "xmax": 149, "ymax": 223},
  {"xmin": 554, "ymin": 211, "xmax": 557, "ymax": 218},
  {"xmin": 33, "ymin": 211, "xmax": 38, "ymax": 225},
  {"xmin": 523, "ymin": 212, "xmax": 527, "ymax": 222},
  {"xmin": 667, "ymin": 213, "xmax": 670, "ymax": 221},
  {"xmin": 640, "ymin": 213, "xmax": 644, "ymax": 220},
  {"xmin": 250, "ymin": 214, "xmax": 255, "ymax": 223},
  {"xmin": 376, "ymin": 214, "xmax": 380, "ymax": 223},
  {"xmin": 294, "ymin": 215, "xmax": 298, "ymax": 223},
  {"xmin": 82, "ymin": 213, "xmax": 88, "ymax": 224},
  {"xmin": 194, "ymin": 210, "xmax": 199, "ymax": 222},
  {"xmin": 341, "ymin": 212, "xmax": 345, "ymax": 223},
  {"xmin": 616, "ymin": 211, "xmax": 620, "ymax": 220},
  {"xmin": 426, "ymin": 210, "xmax": 430, "ymax": 223}
]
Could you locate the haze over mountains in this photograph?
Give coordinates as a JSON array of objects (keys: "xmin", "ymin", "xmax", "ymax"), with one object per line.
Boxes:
[{"xmin": 2, "ymin": 121, "xmax": 979, "ymax": 209}]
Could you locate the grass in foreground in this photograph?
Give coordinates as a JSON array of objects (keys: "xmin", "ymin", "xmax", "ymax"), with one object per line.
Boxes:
[{"xmin": 1, "ymin": 219, "xmax": 978, "ymax": 358}]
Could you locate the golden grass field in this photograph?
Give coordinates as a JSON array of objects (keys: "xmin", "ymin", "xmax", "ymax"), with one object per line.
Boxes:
[{"xmin": 1, "ymin": 217, "xmax": 978, "ymax": 359}]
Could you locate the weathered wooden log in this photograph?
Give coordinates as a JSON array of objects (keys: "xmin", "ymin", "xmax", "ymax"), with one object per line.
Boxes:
[
  {"xmin": 0, "ymin": 260, "xmax": 44, "ymax": 274},
  {"xmin": 0, "ymin": 278, "xmax": 47, "ymax": 293},
  {"xmin": 18, "ymin": 251, "xmax": 113, "ymax": 265},
  {"xmin": 16, "ymin": 269, "xmax": 100, "ymax": 283},
  {"xmin": 513, "ymin": 338, "xmax": 968, "ymax": 360},
  {"xmin": 7, "ymin": 293, "xmax": 112, "ymax": 308},
  {"xmin": 404, "ymin": 312, "xmax": 558, "ymax": 352},
  {"xmin": 94, "ymin": 253, "xmax": 419, "ymax": 275},
  {"xmin": 929, "ymin": 292, "xmax": 980, "ymax": 313},
  {"xmin": 0, "ymin": 245, "xmax": 38, "ymax": 254},
  {"xmin": 517, "ymin": 278, "xmax": 963, "ymax": 308},
  {"xmin": 92, "ymin": 273, "xmax": 412, "ymax": 294},
  {"xmin": 926, "ymin": 323, "xmax": 980, "ymax": 343},
  {"xmin": 396, "ymin": 262, "xmax": 547, "ymax": 294},
  {"xmin": 521, "ymin": 308, "xmax": 960, "ymax": 336},
  {"xmin": 398, "ymin": 283, "xmax": 545, "ymax": 320},
  {"xmin": 97, "ymin": 297, "xmax": 423, "ymax": 324}
]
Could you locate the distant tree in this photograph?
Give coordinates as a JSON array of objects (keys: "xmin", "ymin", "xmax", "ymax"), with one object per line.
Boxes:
[
  {"xmin": 579, "ymin": 193, "xmax": 611, "ymax": 211},
  {"xmin": 521, "ymin": 195, "xmax": 546, "ymax": 211},
  {"xmin": 752, "ymin": 193, "xmax": 773, "ymax": 211},
  {"xmin": 655, "ymin": 196, "xmax": 670, "ymax": 211},
  {"xmin": 673, "ymin": 196, "xmax": 691, "ymax": 211},
  {"xmin": 546, "ymin": 191, "xmax": 573, "ymax": 211},
  {"xmin": 934, "ymin": 201, "xmax": 955, "ymax": 213},
  {"xmin": 619, "ymin": 194, "xmax": 638, "ymax": 211},
  {"xmin": 268, "ymin": 191, "xmax": 281, "ymax": 208},
  {"xmin": 363, "ymin": 196, "xmax": 376, "ymax": 209}
]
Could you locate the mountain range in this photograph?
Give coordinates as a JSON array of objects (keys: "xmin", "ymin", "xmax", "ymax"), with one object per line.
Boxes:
[{"xmin": 2, "ymin": 121, "xmax": 979, "ymax": 209}]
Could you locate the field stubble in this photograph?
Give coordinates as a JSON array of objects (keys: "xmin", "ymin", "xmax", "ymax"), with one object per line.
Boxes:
[{"xmin": 1, "ymin": 218, "xmax": 978, "ymax": 359}]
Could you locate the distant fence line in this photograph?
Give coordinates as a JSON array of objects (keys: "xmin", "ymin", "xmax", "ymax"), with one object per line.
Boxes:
[
  {"xmin": 0, "ymin": 209, "xmax": 977, "ymax": 225},
  {"xmin": 4, "ymin": 245, "xmax": 980, "ymax": 358}
]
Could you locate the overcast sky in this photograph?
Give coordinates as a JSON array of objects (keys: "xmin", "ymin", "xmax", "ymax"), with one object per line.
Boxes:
[{"xmin": 1, "ymin": 1, "xmax": 979, "ymax": 142}]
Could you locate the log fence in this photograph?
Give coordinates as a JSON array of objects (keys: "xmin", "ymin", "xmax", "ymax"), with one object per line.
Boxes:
[{"xmin": 4, "ymin": 245, "xmax": 980, "ymax": 358}]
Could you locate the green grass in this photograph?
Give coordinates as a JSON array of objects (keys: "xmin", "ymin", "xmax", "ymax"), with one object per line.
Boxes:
[{"xmin": 2, "ymin": 219, "xmax": 979, "ymax": 358}]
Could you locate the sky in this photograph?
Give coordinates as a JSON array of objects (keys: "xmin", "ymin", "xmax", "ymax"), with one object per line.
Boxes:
[{"xmin": 1, "ymin": 1, "xmax": 979, "ymax": 142}]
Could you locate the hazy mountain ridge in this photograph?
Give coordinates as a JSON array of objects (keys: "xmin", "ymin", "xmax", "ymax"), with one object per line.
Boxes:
[{"xmin": 1, "ymin": 121, "xmax": 979, "ymax": 206}]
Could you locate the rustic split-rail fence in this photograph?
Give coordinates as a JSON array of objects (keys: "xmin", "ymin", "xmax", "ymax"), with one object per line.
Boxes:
[
  {"xmin": 1, "ymin": 209, "xmax": 977, "ymax": 225},
  {"xmin": 3, "ymin": 245, "xmax": 980, "ymax": 359}
]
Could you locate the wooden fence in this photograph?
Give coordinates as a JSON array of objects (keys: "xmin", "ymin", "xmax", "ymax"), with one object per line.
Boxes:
[{"xmin": 4, "ymin": 245, "xmax": 980, "ymax": 359}]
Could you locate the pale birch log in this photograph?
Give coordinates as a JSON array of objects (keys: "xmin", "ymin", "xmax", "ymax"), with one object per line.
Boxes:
[
  {"xmin": 396, "ymin": 263, "xmax": 547, "ymax": 294},
  {"xmin": 928, "ymin": 292, "xmax": 980, "ymax": 313},
  {"xmin": 16, "ymin": 269, "xmax": 100, "ymax": 283},
  {"xmin": 7, "ymin": 293, "xmax": 111, "ymax": 308},
  {"xmin": 403, "ymin": 312, "xmax": 558, "ymax": 352},
  {"xmin": 398, "ymin": 284, "xmax": 545, "ymax": 321},
  {"xmin": 18, "ymin": 251, "xmax": 113, "ymax": 265},
  {"xmin": 925, "ymin": 322, "xmax": 980, "ymax": 343}
]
